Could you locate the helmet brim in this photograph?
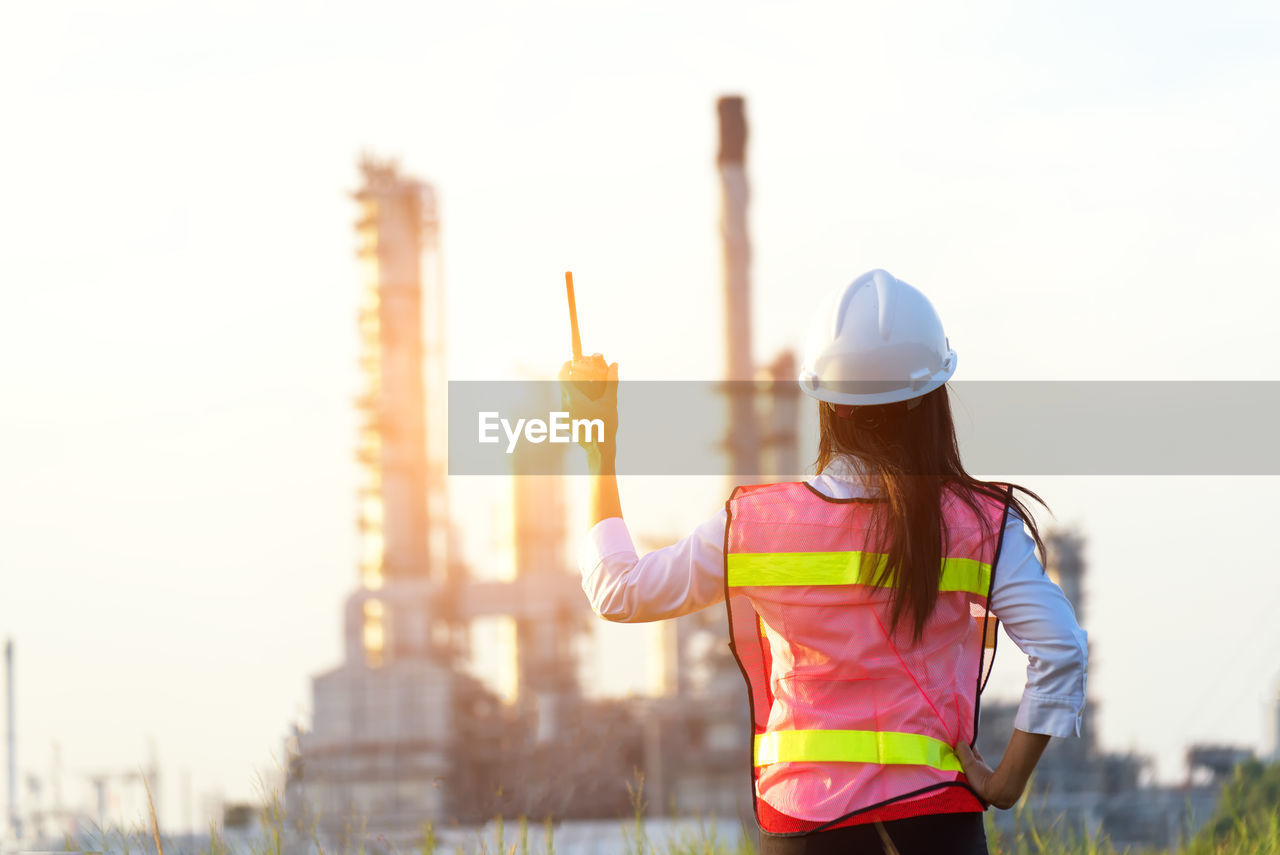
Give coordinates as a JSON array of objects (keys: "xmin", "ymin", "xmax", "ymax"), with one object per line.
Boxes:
[{"xmin": 798, "ymin": 364, "xmax": 956, "ymax": 406}]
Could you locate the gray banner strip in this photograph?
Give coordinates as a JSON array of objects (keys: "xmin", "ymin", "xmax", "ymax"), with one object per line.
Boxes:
[{"xmin": 448, "ymin": 381, "xmax": 1280, "ymax": 476}]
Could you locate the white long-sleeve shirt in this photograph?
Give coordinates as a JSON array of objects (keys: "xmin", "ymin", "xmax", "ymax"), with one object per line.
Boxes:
[{"xmin": 577, "ymin": 459, "xmax": 1089, "ymax": 739}]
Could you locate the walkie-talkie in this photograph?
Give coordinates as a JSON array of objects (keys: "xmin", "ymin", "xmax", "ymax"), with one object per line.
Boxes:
[{"xmin": 565, "ymin": 271, "xmax": 606, "ymax": 400}]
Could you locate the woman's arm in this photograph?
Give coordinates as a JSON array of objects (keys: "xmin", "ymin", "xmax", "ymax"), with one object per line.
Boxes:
[
  {"xmin": 957, "ymin": 730, "xmax": 1051, "ymax": 809},
  {"xmin": 959, "ymin": 505, "xmax": 1088, "ymax": 808},
  {"xmin": 559, "ymin": 357, "xmax": 726, "ymax": 622},
  {"xmin": 559, "ymin": 357, "xmax": 623, "ymax": 525},
  {"xmin": 579, "ymin": 511, "xmax": 728, "ymax": 622},
  {"xmin": 991, "ymin": 507, "xmax": 1090, "ymax": 738},
  {"xmin": 587, "ymin": 447, "xmax": 622, "ymax": 525}
]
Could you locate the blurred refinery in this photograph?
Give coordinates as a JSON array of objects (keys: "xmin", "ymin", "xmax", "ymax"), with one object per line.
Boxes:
[
  {"xmin": 281, "ymin": 99, "xmax": 793, "ymax": 840},
  {"xmin": 3, "ymin": 97, "xmax": 1277, "ymax": 854}
]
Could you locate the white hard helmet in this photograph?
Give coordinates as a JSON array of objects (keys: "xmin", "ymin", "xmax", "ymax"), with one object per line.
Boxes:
[{"xmin": 799, "ymin": 269, "xmax": 957, "ymax": 406}]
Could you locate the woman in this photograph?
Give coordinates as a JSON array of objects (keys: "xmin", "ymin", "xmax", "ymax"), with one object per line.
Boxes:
[{"xmin": 558, "ymin": 269, "xmax": 1088, "ymax": 854}]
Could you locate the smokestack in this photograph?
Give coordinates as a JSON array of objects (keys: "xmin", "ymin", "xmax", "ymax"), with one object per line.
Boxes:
[
  {"xmin": 764, "ymin": 351, "xmax": 801, "ymax": 478},
  {"xmin": 6, "ymin": 638, "xmax": 19, "ymax": 843},
  {"xmin": 717, "ymin": 95, "xmax": 760, "ymax": 480}
]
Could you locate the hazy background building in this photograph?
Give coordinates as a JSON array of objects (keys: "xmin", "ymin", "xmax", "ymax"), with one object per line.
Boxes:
[{"xmin": 975, "ymin": 530, "xmax": 1247, "ymax": 850}]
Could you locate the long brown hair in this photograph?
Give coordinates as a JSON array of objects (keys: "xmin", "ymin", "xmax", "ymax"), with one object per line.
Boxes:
[{"xmin": 814, "ymin": 385, "xmax": 1049, "ymax": 643}]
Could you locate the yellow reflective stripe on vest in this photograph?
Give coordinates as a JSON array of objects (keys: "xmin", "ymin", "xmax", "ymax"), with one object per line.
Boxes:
[
  {"xmin": 727, "ymin": 551, "xmax": 991, "ymax": 596},
  {"xmin": 754, "ymin": 729, "xmax": 963, "ymax": 771}
]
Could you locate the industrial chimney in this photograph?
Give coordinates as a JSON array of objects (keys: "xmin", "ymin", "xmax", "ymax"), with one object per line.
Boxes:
[{"xmin": 718, "ymin": 95, "xmax": 760, "ymax": 481}]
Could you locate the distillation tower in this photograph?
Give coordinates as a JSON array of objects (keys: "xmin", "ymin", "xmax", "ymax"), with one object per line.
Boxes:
[
  {"xmin": 286, "ymin": 160, "xmax": 465, "ymax": 836},
  {"xmin": 285, "ymin": 159, "xmax": 587, "ymax": 840}
]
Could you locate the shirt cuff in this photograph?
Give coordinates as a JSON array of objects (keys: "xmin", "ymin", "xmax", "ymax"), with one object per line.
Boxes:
[
  {"xmin": 1014, "ymin": 691, "xmax": 1086, "ymax": 738},
  {"xmin": 578, "ymin": 517, "xmax": 637, "ymax": 577}
]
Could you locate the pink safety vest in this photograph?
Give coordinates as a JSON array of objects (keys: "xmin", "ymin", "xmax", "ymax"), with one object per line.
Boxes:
[{"xmin": 724, "ymin": 480, "xmax": 1012, "ymax": 834}]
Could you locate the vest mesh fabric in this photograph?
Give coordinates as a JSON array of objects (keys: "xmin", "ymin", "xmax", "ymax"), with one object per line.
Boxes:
[
  {"xmin": 725, "ymin": 480, "xmax": 1010, "ymax": 834},
  {"xmin": 757, "ymin": 786, "xmax": 984, "ymax": 832}
]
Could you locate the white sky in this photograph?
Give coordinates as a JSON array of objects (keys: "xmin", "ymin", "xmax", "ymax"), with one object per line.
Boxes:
[{"xmin": 2, "ymin": 0, "xmax": 1280, "ymax": 833}]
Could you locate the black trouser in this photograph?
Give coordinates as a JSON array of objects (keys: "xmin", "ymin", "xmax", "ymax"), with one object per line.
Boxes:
[{"xmin": 758, "ymin": 812, "xmax": 988, "ymax": 855}]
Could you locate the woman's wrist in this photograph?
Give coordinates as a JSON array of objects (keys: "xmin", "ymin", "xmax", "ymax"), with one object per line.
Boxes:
[
  {"xmin": 986, "ymin": 729, "xmax": 1050, "ymax": 808},
  {"xmin": 587, "ymin": 447, "xmax": 616, "ymax": 474},
  {"xmin": 987, "ymin": 767, "xmax": 1022, "ymax": 808}
]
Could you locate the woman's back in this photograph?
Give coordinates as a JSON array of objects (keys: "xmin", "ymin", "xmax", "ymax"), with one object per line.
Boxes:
[{"xmin": 727, "ymin": 480, "xmax": 1009, "ymax": 830}]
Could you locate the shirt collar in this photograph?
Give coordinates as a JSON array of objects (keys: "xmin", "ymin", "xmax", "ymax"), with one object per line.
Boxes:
[
  {"xmin": 812, "ymin": 455, "xmax": 882, "ymax": 498},
  {"xmin": 820, "ymin": 454, "xmax": 868, "ymax": 482}
]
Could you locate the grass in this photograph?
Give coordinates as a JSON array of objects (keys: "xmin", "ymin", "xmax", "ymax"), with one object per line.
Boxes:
[
  {"xmin": 62, "ymin": 804, "xmax": 1278, "ymax": 855},
  {"xmin": 50, "ymin": 767, "xmax": 1278, "ymax": 855}
]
